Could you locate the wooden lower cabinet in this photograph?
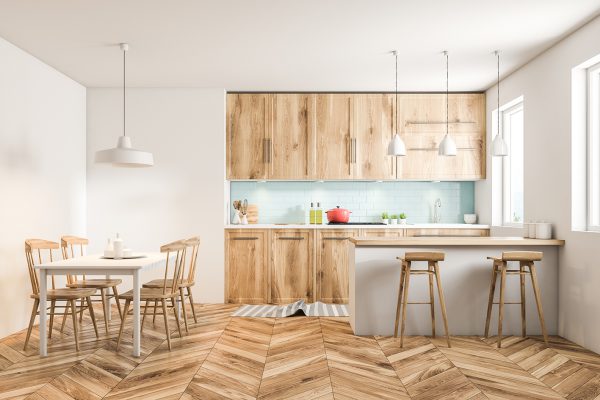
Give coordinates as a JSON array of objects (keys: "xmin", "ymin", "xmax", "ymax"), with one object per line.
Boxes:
[
  {"xmin": 359, "ymin": 229, "xmax": 404, "ymax": 238},
  {"xmin": 270, "ymin": 230, "xmax": 314, "ymax": 303},
  {"xmin": 225, "ymin": 230, "xmax": 268, "ymax": 303},
  {"xmin": 405, "ymin": 228, "xmax": 489, "ymax": 237},
  {"xmin": 315, "ymin": 229, "xmax": 357, "ymax": 304}
]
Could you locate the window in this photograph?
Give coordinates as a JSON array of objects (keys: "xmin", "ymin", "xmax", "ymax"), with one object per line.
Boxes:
[
  {"xmin": 587, "ymin": 61, "xmax": 600, "ymax": 231},
  {"xmin": 501, "ymin": 99, "xmax": 524, "ymax": 226}
]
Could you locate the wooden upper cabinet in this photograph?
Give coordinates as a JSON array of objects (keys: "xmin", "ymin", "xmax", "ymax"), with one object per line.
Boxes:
[
  {"xmin": 225, "ymin": 230, "xmax": 269, "ymax": 304},
  {"xmin": 315, "ymin": 94, "xmax": 353, "ymax": 179},
  {"xmin": 352, "ymin": 94, "xmax": 396, "ymax": 180},
  {"xmin": 396, "ymin": 93, "xmax": 486, "ymax": 180},
  {"xmin": 270, "ymin": 94, "xmax": 314, "ymax": 179},
  {"xmin": 270, "ymin": 230, "xmax": 313, "ymax": 303},
  {"xmin": 316, "ymin": 229, "xmax": 357, "ymax": 304},
  {"xmin": 226, "ymin": 93, "xmax": 269, "ymax": 180}
]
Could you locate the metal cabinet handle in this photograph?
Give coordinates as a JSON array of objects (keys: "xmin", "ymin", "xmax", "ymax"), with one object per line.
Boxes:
[
  {"xmin": 352, "ymin": 138, "xmax": 357, "ymax": 163},
  {"xmin": 267, "ymin": 138, "xmax": 272, "ymax": 163},
  {"xmin": 231, "ymin": 237, "xmax": 259, "ymax": 240},
  {"xmin": 278, "ymin": 237, "xmax": 305, "ymax": 240},
  {"xmin": 323, "ymin": 237, "xmax": 350, "ymax": 240},
  {"xmin": 263, "ymin": 138, "xmax": 269, "ymax": 163}
]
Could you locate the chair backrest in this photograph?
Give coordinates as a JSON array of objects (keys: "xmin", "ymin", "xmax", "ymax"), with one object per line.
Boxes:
[
  {"xmin": 160, "ymin": 240, "xmax": 187, "ymax": 295},
  {"xmin": 502, "ymin": 251, "xmax": 543, "ymax": 262},
  {"xmin": 184, "ymin": 236, "xmax": 200, "ymax": 284},
  {"xmin": 61, "ymin": 235, "xmax": 89, "ymax": 282},
  {"xmin": 25, "ymin": 239, "xmax": 60, "ymax": 295}
]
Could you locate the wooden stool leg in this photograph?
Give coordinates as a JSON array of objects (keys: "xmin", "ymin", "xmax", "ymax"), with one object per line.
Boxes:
[
  {"xmin": 161, "ymin": 299, "xmax": 172, "ymax": 350},
  {"xmin": 433, "ymin": 262, "xmax": 451, "ymax": 348},
  {"xmin": 116, "ymin": 299, "xmax": 130, "ymax": 351},
  {"xmin": 87, "ymin": 296, "xmax": 99, "ymax": 338},
  {"xmin": 484, "ymin": 263, "xmax": 498, "ymax": 338},
  {"xmin": 112, "ymin": 286, "xmax": 123, "ymax": 320},
  {"xmin": 24, "ymin": 299, "xmax": 40, "ymax": 351},
  {"xmin": 497, "ymin": 263, "xmax": 507, "ymax": 348},
  {"xmin": 179, "ymin": 287, "xmax": 189, "ymax": 333},
  {"xmin": 70, "ymin": 300, "xmax": 80, "ymax": 351},
  {"xmin": 528, "ymin": 262, "xmax": 549, "ymax": 346},
  {"xmin": 399, "ymin": 262, "xmax": 411, "ymax": 348},
  {"xmin": 428, "ymin": 261, "xmax": 436, "ymax": 338},
  {"xmin": 394, "ymin": 262, "xmax": 406, "ymax": 338},
  {"xmin": 187, "ymin": 287, "xmax": 198, "ymax": 324},
  {"xmin": 48, "ymin": 300, "xmax": 56, "ymax": 339},
  {"xmin": 100, "ymin": 288, "xmax": 109, "ymax": 335},
  {"xmin": 520, "ymin": 262, "xmax": 527, "ymax": 338}
]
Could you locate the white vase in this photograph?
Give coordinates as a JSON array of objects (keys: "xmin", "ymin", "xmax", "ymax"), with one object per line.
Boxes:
[
  {"xmin": 381, "ymin": 219, "xmax": 389, "ymax": 225},
  {"xmin": 241, "ymin": 214, "xmax": 248, "ymax": 225},
  {"xmin": 232, "ymin": 210, "xmax": 241, "ymax": 224},
  {"xmin": 390, "ymin": 219, "xmax": 398, "ymax": 225},
  {"xmin": 399, "ymin": 219, "xmax": 407, "ymax": 225}
]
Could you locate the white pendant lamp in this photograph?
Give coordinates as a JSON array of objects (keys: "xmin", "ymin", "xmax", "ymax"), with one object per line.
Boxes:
[
  {"xmin": 387, "ymin": 50, "xmax": 406, "ymax": 156},
  {"xmin": 95, "ymin": 43, "xmax": 154, "ymax": 167},
  {"xmin": 438, "ymin": 51, "xmax": 457, "ymax": 156},
  {"xmin": 492, "ymin": 50, "xmax": 508, "ymax": 157}
]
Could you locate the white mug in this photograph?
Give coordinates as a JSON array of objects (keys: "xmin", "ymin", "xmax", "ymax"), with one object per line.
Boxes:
[{"xmin": 536, "ymin": 223, "xmax": 552, "ymax": 240}]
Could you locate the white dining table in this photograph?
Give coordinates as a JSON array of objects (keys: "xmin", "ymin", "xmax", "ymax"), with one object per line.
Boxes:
[{"xmin": 35, "ymin": 253, "xmax": 169, "ymax": 357}]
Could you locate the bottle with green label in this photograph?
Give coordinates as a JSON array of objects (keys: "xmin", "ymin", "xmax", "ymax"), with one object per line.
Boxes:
[
  {"xmin": 309, "ymin": 202, "xmax": 316, "ymax": 224},
  {"xmin": 316, "ymin": 202, "xmax": 323, "ymax": 224}
]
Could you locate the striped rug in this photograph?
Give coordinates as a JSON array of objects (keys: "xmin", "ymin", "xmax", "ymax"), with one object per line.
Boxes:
[{"xmin": 232, "ymin": 300, "xmax": 348, "ymax": 318}]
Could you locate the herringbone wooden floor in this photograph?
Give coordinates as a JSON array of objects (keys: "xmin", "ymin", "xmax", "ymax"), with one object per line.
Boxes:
[{"xmin": 1, "ymin": 304, "xmax": 600, "ymax": 399}]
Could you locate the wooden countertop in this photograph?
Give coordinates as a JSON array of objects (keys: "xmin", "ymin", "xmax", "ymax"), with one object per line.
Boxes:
[{"xmin": 349, "ymin": 236, "xmax": 565, "ymax": 246}]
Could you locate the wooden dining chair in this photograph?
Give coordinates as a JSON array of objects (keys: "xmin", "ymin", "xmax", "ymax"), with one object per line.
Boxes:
[
  {"xmin": 142, "ymin": 236, "xmax": 200, "ymax": 332},
  {"xmin": 117, "ymin": 240, "xmax": 186, "ymax": 351},
  {"xmin": 61, "ymin": 236, "xmax": 123, "ymax": 334},
  {"xmin": 24, "ymin": 239, "xmax": 99, "ymax": 351}
]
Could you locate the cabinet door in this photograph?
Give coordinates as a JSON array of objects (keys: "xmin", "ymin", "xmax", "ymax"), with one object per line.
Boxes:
[
  {"xmin": 396, "ymin": 93, "xmax": 485, "ymax": 180},
  {"xmin": 270, "ymin": 94, "xmax": 314, "ymax": 179},
  {"xmin": 316, "ymin": 229, "xmax": 357, "ymax": 304},
  {"xmin": 225, "ymin": 230, "xmax": 269, "ymax": 303},
  {"xmin": 315, "ymin": 94, "xmax": 353, "ymax": 179},
  {"xmin": 359, "ymin": 229, "xmax": 403, "ymax": 238},
  {"xmin": 353, "ymin": 94, "xmax": 396, "ymax": 180},
  {"xmin": 405, "ymin": 228, "xmax": 489, "ymax": 237},
  {"xmin": 271, "ymin": 230, "xmax": 313, "ymax": 303},
  {"xmin": 226, "ymin": 93, "xmax": 270, "ymax": 179}
]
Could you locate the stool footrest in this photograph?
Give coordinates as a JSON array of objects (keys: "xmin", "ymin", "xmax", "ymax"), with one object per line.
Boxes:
[
  {"xmin": 406, "ymin": 271, "xmax": 434, "ymax": 275},
  {"xmin": 407, "ymin": 301, "xmax": 434, "ymax": 305},
  {"xmin": 492, "ymin": 302, "xmax": 522, "ymax": 305}
]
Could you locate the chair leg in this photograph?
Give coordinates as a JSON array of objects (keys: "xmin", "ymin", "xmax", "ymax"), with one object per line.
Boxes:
[
  {"xmin": 161, "ymin": 299, "xmax": 171, "ymax": 351},
  {"xmin": 60, "ymin": 301, "xmax": 69, "ymax": 334},
  {"xmin": 520, "ymin": 262, "xmax": 527, "ymax": 338},
  {"xmin": 433, "ymin": 262, "xmax": 451, "ymax": 348},
  {"xmin": 400, "ymin": 262, "xmax": 411, "ymax": 348},
  {"xmin": 484, "ymin": 263, "xmax": 498, "ymax": 338},
  {"xmin": 394, "ymin": 262, "xmax": 406, "ymax": 338},
  {"xmin": 187, "ymin": 287, "xmax": 198, "ymax": 324},
  {"xmin": 24, "ymin": 299, "xmax": 40, "ymax": 351},
  {"xmin": 152, "ymin": 300, "xmax": 158, "ymax": 323},
  {"xmin": 497, "ymin": 263, "xmax": 507, "ymax": 348},
  {"xmin": 48, "ymin": 300, "xmax": 56, "ymax": 339},
  {"xmin": 112, "ymin": 286, "xmax": 123, "ymax": 320},
  {"xmin": 173, "ymin": 298, "xmax": 183, "ymax": 338},
  {"xmin": 100, "ymin": 288, "xmax": 109, "ymax": 335},
  {"xmin": 141, "ymin": 300, "xmax": 150, "ymax": 334},
  {"xmin": 116, "ymin": 299, "xmax": 131, "ymax": 351},
  {"xmin": 79, "ymin": 298, "xmax": 85, "ymax": 323},
  {"xmin": 70, "ymin": 300, "xmax": 80, "ymax": 351},
  {"xmin": 428, "ymin": 262, "xmax": 436, "ymax": 338},
  {"xmin": 87, "ymin": 297, "xmax": 99, "ymax": 338},
  {"xmin": 529, "ymin": 263, "xmax": 549, "ymax": 346},
  {"xmin": 179, "ymin": 287, "xmax": 189, "ymax": 333}
]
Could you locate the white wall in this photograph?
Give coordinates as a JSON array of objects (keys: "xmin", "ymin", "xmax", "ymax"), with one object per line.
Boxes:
[
  {"xmin": 476, "ymin": 15, "xmax": 600, "ymax": 352},
  {"xmin": 0, "ymin": 37, "xmax": 86, "ymax": 337},
  {"xmin": 86, "ymin": 88, "xmax": 226, "ymax": 302}
]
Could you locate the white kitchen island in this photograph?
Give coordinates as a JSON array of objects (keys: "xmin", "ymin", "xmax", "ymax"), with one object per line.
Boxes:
[{"xmin": 349, "ymin": 237, "xmax": 565, "ymax": 336}]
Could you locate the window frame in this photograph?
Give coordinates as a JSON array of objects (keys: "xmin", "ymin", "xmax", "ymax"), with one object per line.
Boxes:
[
  {"xmin": 586, "ymin": 61, "xmax": 600, "ymax": 231},
  {"xmin": 501, "ymin": 99, "xmax": 525, "ymax": 227}
]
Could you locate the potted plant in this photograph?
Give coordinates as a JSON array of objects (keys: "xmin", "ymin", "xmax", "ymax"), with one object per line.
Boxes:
[
  {"xmin": 381, "ymin": 212, "xmax": 389, "ymax": 225},
  {"xmin": 390, "ymin": 214, "xmax": 398, "ymax": 225},
  {"xmin": 399, "ymin": 213, "xmax": 407, "ymax": 225}
]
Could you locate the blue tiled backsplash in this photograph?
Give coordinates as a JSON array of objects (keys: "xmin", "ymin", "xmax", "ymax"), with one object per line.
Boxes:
[{"xmin": 229, "ymin": 181, "xmax": 475, "ymax": 224}]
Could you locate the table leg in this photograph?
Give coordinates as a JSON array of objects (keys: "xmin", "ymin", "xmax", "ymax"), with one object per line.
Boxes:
[
  {"xmin": 106, "ymin": 274, "xmax": 112, "ymax": 321},
  {"xmin": 39, "ymin": 269, "xmax": 48, "ymax": 357},
  {"xmin": 133, "ymin": 270, "xmax": 140, "ymax": 357}
]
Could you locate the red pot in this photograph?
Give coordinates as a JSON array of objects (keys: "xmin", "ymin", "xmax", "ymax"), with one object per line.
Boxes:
[{"xmin": 326, "ymin": 206, "xmax": 352, "ymax": 223}]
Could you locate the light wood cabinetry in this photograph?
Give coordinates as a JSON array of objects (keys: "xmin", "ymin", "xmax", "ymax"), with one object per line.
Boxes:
[
  {"xmin": 225, "ymin": 230, "xmax": 269, "ymax": 303},
  {"xmin": 359, "ymin": 229, "xmax": 404, "ymax": 238},
  {"xmin": 352, "ymin": 94, "xmax": 396, "ymax": 180},
  {"xmin": 315, "ymin": 229, "xmax": 358, "ymax": 304},
  {"xmin": 270, "ymin": 230, "xmax": 314, "ymax": 303},
  {"xmin": 396, "ymin": 93, "xmax": 486, "ymax": 180},
  {"xmin": 404, "ymin": 228, "xmax": 489, "ymax": 237},
  {"xmin": 315, "ymin": 94, "xmax": 353, "ymax": 179},
  {"xmin": 226, "ymin": 93, "xmax": 270, "ymax": 180}
]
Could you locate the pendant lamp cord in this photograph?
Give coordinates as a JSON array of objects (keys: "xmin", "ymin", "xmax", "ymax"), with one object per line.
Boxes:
[
  {"xmin": 123, "ymin": 46, "xmax": 126, "ymax": 137},
  {"xmin": 497, "ymin": 51, "xmax": 500, "ymax": 139},
  {"xmin": 445, "ymin": 51, "xmax": 449, "ymax": 136},
  {"xmin": 395, "ymin": 51, "xmax": 398, "ymax": 134}
]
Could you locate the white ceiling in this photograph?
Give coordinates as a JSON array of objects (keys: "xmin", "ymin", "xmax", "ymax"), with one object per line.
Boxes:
[{"xmin": 1, "ymin": 0, "xmax": 599, "ymax": 91}]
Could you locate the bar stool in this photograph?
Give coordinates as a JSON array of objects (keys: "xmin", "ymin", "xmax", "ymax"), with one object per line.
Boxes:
[
  {"xmin": 484, "ymin": 251, "xmax": 548, "ymax": 348},
  {"xmin": 394, "ymin": 251, "xmax": 451, "ymax": 348}
]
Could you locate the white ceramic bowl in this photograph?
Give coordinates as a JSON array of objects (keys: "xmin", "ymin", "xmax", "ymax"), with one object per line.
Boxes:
[{"xmin": 464, "ymin": 214, "xmax": 477, "ymax": 224}]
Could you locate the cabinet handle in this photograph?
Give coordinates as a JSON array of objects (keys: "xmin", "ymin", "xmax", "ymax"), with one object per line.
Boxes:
[
  {"xmin": 323, "ymin": 237, "xmax": 350, "ymax": 240},
  {"xmin": 278, "ymin": 237, "xmax": 305, "ymax": 240},
  {"xmin": 267, "ymin": 138, "xmax": 272, "ymax": 163},
  {"xmin": 352, "ymin": 138, "xmax": 357, "ymax": 163},
  {"xmin": 231, "ymin": 237, "xmax": 259, "ymax": 240},
  {"xmin": 263, "ymin": 139, "xmax": 269, "ymax": 163}
]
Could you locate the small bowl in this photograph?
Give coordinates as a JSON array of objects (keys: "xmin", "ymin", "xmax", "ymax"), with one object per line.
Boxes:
[{"xmin": 464, "ymin": 214, "xmax": 477, "ymax": 224}]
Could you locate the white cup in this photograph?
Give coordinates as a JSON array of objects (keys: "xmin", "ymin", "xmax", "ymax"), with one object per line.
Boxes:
[
  {"xmin": 523, "ymin": 223, "xmax": 530, "ymax": 238},
  {"xmin": 536, "ymin": 223, "xmax": 552, "ymax": 240},
  {"xmin": 528, "ymin": 223, "xmax": 537, "ymax": 239}
]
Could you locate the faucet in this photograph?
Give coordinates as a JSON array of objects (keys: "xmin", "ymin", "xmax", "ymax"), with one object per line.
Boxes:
[{"xmin": 433, "ymin": 198, "xmax": 442, "ymax": 223}]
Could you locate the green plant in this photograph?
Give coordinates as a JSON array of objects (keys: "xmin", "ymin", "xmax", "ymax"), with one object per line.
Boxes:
[
  {"xmin": 381, "ymin": 212, "xmax": 389, "ymax": 219},
  {"xmin": 390, "ymin": 214, "xmax": 398, "ymax": 219},
  {"xmin": 399, "ymin": 213, "xmax": 407, "ymax": 219}
]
